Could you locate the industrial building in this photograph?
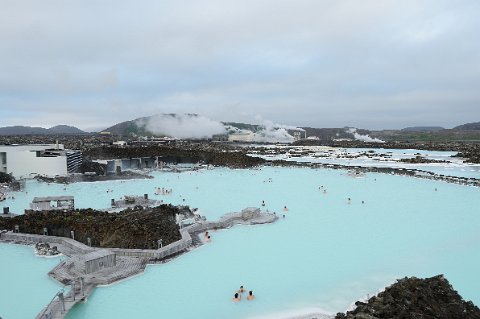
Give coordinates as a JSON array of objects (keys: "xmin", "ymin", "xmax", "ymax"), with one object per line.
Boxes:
[
  {"xmin": 30, "ymin": 196, "xmax": 75, "ymax": 211},
  {"xmin": 105, "ymin": 157, "xmax": 160, "ymax": 174},
  {"xmin": 228, "ymin": 131, "xmax": 256, "ymax": 142},
  {"xmin": 0, "ymin": 144, "xmax": 82, "ymax": 179}
]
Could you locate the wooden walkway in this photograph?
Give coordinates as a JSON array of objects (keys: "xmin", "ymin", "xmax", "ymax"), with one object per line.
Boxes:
[{"xmin": 0, "ymin": 208, "xmax": 278, "ymax": 319}]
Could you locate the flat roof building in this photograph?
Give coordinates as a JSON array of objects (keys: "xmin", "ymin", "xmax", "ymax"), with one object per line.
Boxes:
[
  {"xmin": 30, "ymin": 196, "xmax": 75, "ymax": 211},
  {"xmin": 228, "ymin": 132, "xmax": 256, "ymax": 142},
  {"xmin": 0, "ymin": 144, "xmax": 82, "ymax": 179},
  {"xmin": 73, "ymin": 249, "xmax": 117, "ymax": 274}
]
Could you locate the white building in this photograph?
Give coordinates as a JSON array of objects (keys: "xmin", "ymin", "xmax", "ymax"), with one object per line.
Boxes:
[
  {"xmin": 228, "ymin": 132, "xmax": 256, "ymax": 142},
  {"xmin": 112, "ymin": 141, "xmax": 127, "ymax": 147},
  {"xmin": 0, "ymin": 144, "xmax": 82, "ymax": 179}
]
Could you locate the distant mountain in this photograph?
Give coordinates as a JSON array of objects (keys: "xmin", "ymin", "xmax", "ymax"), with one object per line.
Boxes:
[
  {"xmin": 102, "ymin": 116, "xmax": 161, "ymax": 136},
  {"xmin": 0, "ymin": 126, "xmax": 48, "ymax": 135},
  {"xmin": 101, "ymin": 114, "xmax": 480, "ymax": 142},
  {"xmin": 0, "ymin": 125, "xmax": 86, "ymax": 135},
  {"xmin": 103, "ymin": 115, "xmax": 283, "ymax": 137},
  {"xmin": 453, "ymin": 122, "xmax": 480, "ymax": 131},
  {"xmin": 48, "ymin": 125, "xmax": 86, "ymax": 134},
  {"xmin": 401, "ymin": 126, "xmax": 445, "ymax": 132}
]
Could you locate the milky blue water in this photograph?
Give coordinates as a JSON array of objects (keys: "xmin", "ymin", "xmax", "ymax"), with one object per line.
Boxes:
[
  {"xmin": 1, "ymin": 166, "xmax": 479, "ymax": 319},
  {"xmin": 253, "ymin": 147, "xmax": 480, "ymax": 179},
  {"xmin": 0, "ymin": 244, "xmax": 62, "ymax": 319}
]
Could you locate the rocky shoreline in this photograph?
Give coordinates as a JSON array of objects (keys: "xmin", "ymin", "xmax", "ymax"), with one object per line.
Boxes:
[
  {"xmin": 285, "ymin": 275, "xmax": 480, "ymax": 319},
  {"xmin": 269, "ymin": 160, "xmax": 480, "ymax": 187},
  {"xmin": 35, "ymin": 242, "xmax": 60, "ymax": 256},
  {"xmin": 1, "ymin": 134, "xmax": 478, "ymax": 164},
  {"xmin": 0, "ymin": 205, "xmax": 190, "ymax": 249},
  {"xmin": 84, "ymin": 144, "xmax": 266, "ymax": 168},
  {"xmin": 35, "ymin": 169, "xmax": 153, "ymax": 184},
  {"xmin": 335, "ymin": 275, "xmax": 480, "ymax": 319},
  {"xmin": 293, "ymin": 140, "xmax": 480, "ymax": 164}
]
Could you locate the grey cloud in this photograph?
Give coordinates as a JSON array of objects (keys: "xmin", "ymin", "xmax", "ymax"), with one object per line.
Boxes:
[{"xmin": 0, "ymin": 0, "xmax": 479, "ymax": 130}]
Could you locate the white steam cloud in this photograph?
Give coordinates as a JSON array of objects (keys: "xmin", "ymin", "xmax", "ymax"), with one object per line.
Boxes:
[
  {"xmin": 347, "ymin": 128, "xmax": 385, "ymax": 143},
  {"xmin": 253, "ymin": 128, "xmax": 294, "ymax": 143},
  {"xmin": 251, "ymin": 116, "xmax": 304, "ymax": 143},
  {"xmin": 135, "ymin": 113, "xmax": 304, "ymax": 143},
  {"xmin": 254, "ymin": 115, "xmax": 305, "ymax": 131},
  {"xmin": 136, "ymin": 114, "xmax": 226, "ymax": 139}
]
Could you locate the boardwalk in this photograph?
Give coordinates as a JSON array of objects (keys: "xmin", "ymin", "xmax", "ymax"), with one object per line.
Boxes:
[{"xmin": 0, "ymin": 208, "xmax": 277, "ymax": 319}]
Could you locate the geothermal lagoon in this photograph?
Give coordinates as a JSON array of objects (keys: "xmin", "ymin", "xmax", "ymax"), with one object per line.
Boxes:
[{"xmin": 1, "ymin": 154, "xmax": 480, "ymax": 319}]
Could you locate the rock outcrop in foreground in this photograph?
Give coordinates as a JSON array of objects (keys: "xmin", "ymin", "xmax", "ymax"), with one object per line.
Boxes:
[{"xmin": 335, "ymin": 275, "xmax": 480, "ymax": 319}]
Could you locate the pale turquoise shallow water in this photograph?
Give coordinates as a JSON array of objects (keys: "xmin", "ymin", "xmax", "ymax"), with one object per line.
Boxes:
[
  {"xmin": 1, "ymin": 166, "xmax": 480, "ymax": 319},
  {"xmin": 0, "ymin": 244, "xmax": 62, "ymax": 319}
]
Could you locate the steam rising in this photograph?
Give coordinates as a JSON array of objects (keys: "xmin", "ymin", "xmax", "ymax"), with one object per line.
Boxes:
[
  {"xmin": 253, "ymin": 128, "xmax": 294, "ymax": 143},
  {"xmin": 135, "ymin": 113, "xmax": 305, "ymax": 143},
  {"xmin": 249, "ymin": 116, "xmax": 304, "ymax": 143},
  {"xmin": 136, "ymin": 114, "xmax": 226, "ymax": 139},
  {"xmin": 347, "ymin": 128, "xmax": 385, "ymax": 143}
]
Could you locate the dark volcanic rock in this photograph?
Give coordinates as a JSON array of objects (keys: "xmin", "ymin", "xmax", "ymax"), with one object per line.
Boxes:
[
  {"xmin": 35, "ymin": 242, "xmax": 60, "ymax": 256},
  {"xmin": 84, "ymin": 145, "xmax": 265, "ymax": 168},
  {"xmin": 454, "ymin": 145, "xmax": 480, "ymax": 164},
  {"xmin": 0, "ymin": 172, "xmax": 21, "ymax": 190},
  {"xmin": 79, "ymin": 160, "xmax": 107, "ymax": 175},
  {"xmin": 0, "ymin": 172, "xmax": 13, "ymax": 184},
  {"xmin": 0, "ymin": 205, "xmax": 183, "ymax": 249},
  {"xmin": 399, "ymin": 156, "xmax": 447, "ymax": 164},
  {"xmin": 335, "ymin": 275, "xmax": 480, "ymax": 319},
  {"xmin": 292, "ymin": 140, "xmax": 480, "ymax": 164}
]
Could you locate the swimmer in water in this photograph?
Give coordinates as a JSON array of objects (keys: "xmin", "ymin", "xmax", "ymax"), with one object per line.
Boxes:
[
  {"xmin": 238, "ymin": 285, "xmax": 245, "ymax": 294},
  {"xmin": 283, "ymin": 206, "xmax": 289, "ymax": 212},
  {"xmin": 247, "ymin": 291, "xmax": 255, "ymax": 301},
  {"xmin": 233, "ymin": 293, "xmax": 241, "ymax": 302}
]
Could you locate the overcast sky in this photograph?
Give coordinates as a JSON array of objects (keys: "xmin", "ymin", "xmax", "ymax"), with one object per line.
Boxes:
[{"xmin": 1, "ymin": 0, "xmax": 479, "ymax": 131}]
